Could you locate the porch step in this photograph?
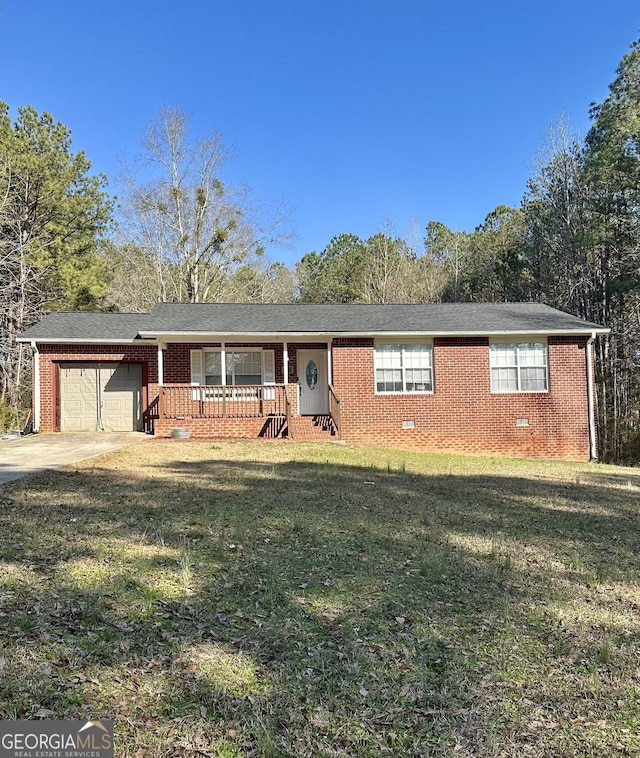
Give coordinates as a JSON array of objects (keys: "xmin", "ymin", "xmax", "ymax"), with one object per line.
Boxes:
[{"xmin": 288, "ymin": 414, "xmax": 336, "ymax": 441}]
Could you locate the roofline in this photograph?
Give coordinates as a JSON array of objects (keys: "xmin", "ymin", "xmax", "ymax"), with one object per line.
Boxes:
[
  {"xmin": 16, "ymin": 337, "xmax": 158, "ymax": 345},
  {"xmin": 137, "ymin": 328, "xmax": 611, "ymax": 339},
  {"xmin": 18, "ymin": 327, "xmax": 611, "ymax": 344}
]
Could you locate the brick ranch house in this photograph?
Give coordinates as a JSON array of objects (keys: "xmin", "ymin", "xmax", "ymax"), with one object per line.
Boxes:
[{"xmin": 18, "ymin": 302, "xmax": 608, "ymax": 460}]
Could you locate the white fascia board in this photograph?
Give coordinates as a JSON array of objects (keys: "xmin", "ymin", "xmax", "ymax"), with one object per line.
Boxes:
[
  {"xmin": 15, "ymin": 337, "xmax": 159, "ymax": 345},
  {"xmin": 364, "ymin": 328, "xmax": 610, "ymax": 337},
  {"xmin": 463, "ymin": 328, "xmax": 610, "ymax": 336},
  {"xmin": 139, "ymin": 328, "xmax": 610, "ymax": 341}
]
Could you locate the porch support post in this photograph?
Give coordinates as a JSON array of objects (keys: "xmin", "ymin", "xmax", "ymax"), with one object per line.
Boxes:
[
  {"xmin": 327, "ymin": 341, "xmax": 332, "ymax": 386},
  {"xmin": 283, "ymin": 342, "xmax": 288, "ymax": 385},
  {"xmin": 157, "ymin": 343, "xmax": 165, "ymax": 386},
  {"xmin": 221, "ymin": 342, "xmax": 226, "ymax": 417}
]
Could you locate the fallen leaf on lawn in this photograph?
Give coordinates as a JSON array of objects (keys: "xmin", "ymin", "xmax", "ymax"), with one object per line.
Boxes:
[{"xmin": 34, "ymin": 707, "xmax": 56, "ymax": 718}]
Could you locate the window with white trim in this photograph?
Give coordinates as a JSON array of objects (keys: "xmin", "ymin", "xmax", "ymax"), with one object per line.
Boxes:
[
  {"xmin": 375, "ymin": 343, "xmax": 433, "ymax": 393},
  {"xmin": 490, "ymin": 341, "xmax": 548, "ymax": 392},
  {"xmin": 191, "ymin": 348, "xmax": 275, "ymax": 387}
]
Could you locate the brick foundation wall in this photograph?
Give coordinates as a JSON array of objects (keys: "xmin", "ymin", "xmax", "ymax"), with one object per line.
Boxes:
[
  {"xmin": 331, "ymin": 336, "xmax": 592, "ymax": 460},
  {"xmin": 37, "ymin": 344, "xmax": 158, "ymax": 432},
  {"xmin": 155, "ymin": 417, "xmax": 268, "ymax": 438}
]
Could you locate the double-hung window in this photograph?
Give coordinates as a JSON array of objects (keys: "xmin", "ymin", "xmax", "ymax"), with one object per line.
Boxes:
[
  {"xmin": 204, "ymin": 352, "xmax": 223, "ymax": 385},
  {"xmin": 225, "ymin": 351, "xmax": 263, "ymax": 385},
  {"xmin": 375, "ymin": 343, "xmax": 433, "ymax": 393},
  {"xmin": 490, "ymin": 341, "xmax": 548, "ymax": 392}
]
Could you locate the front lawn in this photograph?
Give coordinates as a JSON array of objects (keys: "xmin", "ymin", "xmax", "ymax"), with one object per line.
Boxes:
[{"xmin": 1, "ymin": 440, "xmax": 639, "ymax": 756}]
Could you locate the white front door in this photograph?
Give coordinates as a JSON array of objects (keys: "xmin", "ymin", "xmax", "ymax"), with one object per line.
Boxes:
[{"xmin": 298, "ymin": 350, "xmax": 328, "ymax": 415}]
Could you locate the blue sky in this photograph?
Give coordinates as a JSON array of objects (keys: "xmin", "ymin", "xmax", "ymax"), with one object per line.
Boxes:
[{"xmin": 1, "ymin": 1, "xmax": 638, "ymax": 264}]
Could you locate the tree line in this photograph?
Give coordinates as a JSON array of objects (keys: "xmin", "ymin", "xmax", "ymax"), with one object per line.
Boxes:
[{"xmin": 1, "ymin": 41, "xmax": 639, "ymax": 462}]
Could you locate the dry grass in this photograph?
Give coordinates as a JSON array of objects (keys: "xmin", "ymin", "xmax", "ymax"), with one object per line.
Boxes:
[{"xmin": 1, "ymin": 439, "xmax": 640, "ymax": 756}]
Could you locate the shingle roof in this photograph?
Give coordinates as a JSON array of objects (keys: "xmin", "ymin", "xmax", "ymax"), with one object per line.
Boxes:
[
  {"xmin": 141, "ymin": 302, "xmax": 606, "ymax": 335},
  {"xmin": 18, "ymin": 302, "xmax": 608, "ymax": 343},
  {"xmin": 18, "ymin": 312, "xmax": 147, "ymax": 342}
]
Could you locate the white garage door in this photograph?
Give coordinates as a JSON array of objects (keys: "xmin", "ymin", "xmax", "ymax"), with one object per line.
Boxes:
[{"xmin": 60, "ymin": 363, "xmax": 142, "ymax": 432}]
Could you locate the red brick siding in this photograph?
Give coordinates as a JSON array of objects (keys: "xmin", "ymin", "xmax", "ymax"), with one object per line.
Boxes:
[
  {"xmin": 37, "ymin": 344, "xmax": 158, "ymax": 432},
  {"xmin": 331, "ymin": 336, "xmax": 591, "ymax": 460},
  {"xmin": 286, "ymin": 382, "xmax": 299, "ymax": 416},
  {"xmin": 36, "ymin": 337, "xmax": 593, "ymax": 460}
]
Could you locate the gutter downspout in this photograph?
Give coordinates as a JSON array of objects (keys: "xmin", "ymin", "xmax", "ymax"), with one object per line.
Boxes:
[
  {"xmin": 31, "ymin": 341, "xmax": 40, "ymax": 433},
  {"xmin": 586, "ymin": 332, "xmax": 597, "ymax": 461}
]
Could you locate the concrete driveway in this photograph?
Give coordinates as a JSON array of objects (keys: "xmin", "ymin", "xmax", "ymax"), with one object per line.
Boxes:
[{"xmin": 0, "ymin": 432, "xmax": 147, "ymax": 485}]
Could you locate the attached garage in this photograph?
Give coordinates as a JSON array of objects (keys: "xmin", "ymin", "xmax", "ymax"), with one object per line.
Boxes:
[{"xmin": 59, "ymin": 362, "xmax": 143, "ymax": 432}]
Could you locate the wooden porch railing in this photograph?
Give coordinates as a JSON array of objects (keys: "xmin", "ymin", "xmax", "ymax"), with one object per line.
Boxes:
[
  {"xmin": 143, "ymin": 395, "xmax": 160, "ymax": 434},
  {"xmin": 328, "ymin": 384, "xmax": 341, "ymax": 440},
  {"xmin": 160, "ymin": 384, "xmax": 287, "ymax": 419}
]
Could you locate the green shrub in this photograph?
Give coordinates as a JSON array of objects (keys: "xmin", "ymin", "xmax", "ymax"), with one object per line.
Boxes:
[{"xmin": 0, "ymin": 399, "xmax": 17, "ymax": 433}]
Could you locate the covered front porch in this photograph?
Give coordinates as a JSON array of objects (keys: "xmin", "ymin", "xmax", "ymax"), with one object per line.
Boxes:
[
  {"xmin": 151, "ymin": 383, "xmax": 341, "ymax": 440},
  {"xmin": 150, "ymin": 340, "xmax": 341, "ymax": 439}
]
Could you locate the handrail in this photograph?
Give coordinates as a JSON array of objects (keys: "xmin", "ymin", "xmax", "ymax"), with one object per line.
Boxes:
[
  {"xmin": 328, "ymin": 384, "xmax": 341, "ymax": 440},
  {"xmin": 143, "ymin": 395, "xmax": 160, "ymax": 434}
]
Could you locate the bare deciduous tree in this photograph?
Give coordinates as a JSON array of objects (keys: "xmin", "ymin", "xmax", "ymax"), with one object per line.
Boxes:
[{"xmin": 119, "ymin": 107, "xmax": 292, "ymax": 304}]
